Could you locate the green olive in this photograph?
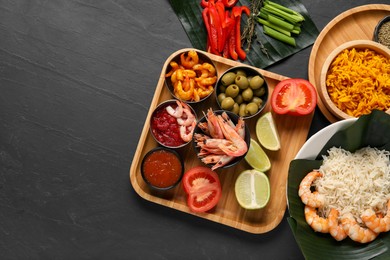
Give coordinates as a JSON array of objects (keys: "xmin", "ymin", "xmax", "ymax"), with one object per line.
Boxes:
[
  {"xmin": 246, "ymin": 102, "xmax": 259, "ymax": 116},
  {"xmin": 234, "ymin": 94, "xmax": 243, "ymax": 105},
  {"xmin": 221, "ymin": 72, "xmax": 236, "ymax": 86},
  {"xmin": 253, "ymin": 86, "xmax": 266, "ymax": 97},
  {"xmin": 221, "ymin": 97, "xmax": 235, "ymax": 110},
  {"xmin": 251, "ymin": 96, "xmax": 263, "ymax": 108},
  {"xmin": 231, "ymin": 103, "xmax": 239, "ymax": 115},
  {"xmin": 235, "ymin": 75, "xmax": 249, "ymax": 90},
  {"xmin": 239, "ymin": 103, "xmax": 248, "ymax": 117},
  {"xmin": 242, "ymin": 87, "xmax": 253, "ymax": 101},
  {"xmin": 217, "ymin": 93, "xmax": 227, "ymax": 103},
  {"xmin": 249, "ymin": 75, "xmax": 264, "ymax": 90},
  {"xmin": 235, "ymin": 69, "xmax": 247, "ymax": 77},
  {"xmin": 225, "ymin": 84, "xmax": 240, "ymax": 98},
  {"xmin": 219, "ymin": 84, "xmax": 226, "ymax": 93}
]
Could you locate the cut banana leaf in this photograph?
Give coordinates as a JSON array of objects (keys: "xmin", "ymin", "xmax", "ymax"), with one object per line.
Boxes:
[
  {"xmin": 287, "ymin": 110, "xmax": 390, "ymax": 260},
  {"xmin": 169, "ymin": 0, "xmax": 319, "ymax": 68}
]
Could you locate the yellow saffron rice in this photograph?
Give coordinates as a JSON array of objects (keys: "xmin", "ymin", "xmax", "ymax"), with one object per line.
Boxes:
[{"xmin": 325, "ymin": 48, "xmax": 390, "ymax": 117}]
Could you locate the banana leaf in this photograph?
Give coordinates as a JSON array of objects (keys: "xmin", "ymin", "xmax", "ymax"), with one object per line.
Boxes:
[
  {"xmin": 169, "ymin": 0, "xmax": 319, "ymax": 68},
  {"xmin": 287, "ymin": 110, "xmax": 390, "ymax": 260}
]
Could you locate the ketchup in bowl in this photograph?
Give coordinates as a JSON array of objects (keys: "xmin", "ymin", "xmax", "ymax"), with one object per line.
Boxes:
[
  {"xmin": 141, "ymin": 147, "xmax": 184, "ymax": 190},
  {"xmin": 150, "ymin": 99, "xmax": 196, "ymax": 148}
]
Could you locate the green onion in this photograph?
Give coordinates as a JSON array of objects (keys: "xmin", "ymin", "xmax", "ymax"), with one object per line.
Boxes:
[
  {"xmin": 256, "ymin": 0, "xmax": 304, "ymax": 46},
  {"xmin": 257, "ymin": 18, "xmax": 291, "ymax": 36},
  {"xmin": 263, "ymin": 25, "xmax": 296, "ymax": 46}
]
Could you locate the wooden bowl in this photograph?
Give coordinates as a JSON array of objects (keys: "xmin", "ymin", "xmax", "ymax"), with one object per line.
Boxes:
[{"xmin": 319, "ymin": 40, "xmax": 390, "ymax": 120}]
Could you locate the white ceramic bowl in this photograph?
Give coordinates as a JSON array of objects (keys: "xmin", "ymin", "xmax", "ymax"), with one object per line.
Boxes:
[{"xmin": 295, "ymin": 118, "xmax": 357, "ymax": 160}]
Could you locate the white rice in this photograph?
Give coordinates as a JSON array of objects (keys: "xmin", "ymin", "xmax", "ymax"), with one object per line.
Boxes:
[{"xmin": 315, "ymin": 146, "xmax": 390, "ymax": 224}]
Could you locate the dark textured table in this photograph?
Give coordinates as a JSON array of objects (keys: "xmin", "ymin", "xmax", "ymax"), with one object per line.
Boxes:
[{"xmin": 0, "ymin": 0, "xmax": 387, "ymax": 259}]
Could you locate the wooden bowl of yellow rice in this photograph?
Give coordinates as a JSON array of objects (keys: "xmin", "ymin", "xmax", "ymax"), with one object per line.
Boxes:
[{"xmin": 320, "ymin": 40, "xmax": 390, "ymax": 120}]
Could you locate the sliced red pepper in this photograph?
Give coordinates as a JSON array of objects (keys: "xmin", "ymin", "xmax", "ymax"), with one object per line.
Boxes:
[
  {"xmin": 208, "ymin": 2, "xmax": 224, "ymax": 53},
  {"xmin": 200, "ymin": 0, "xmax": 215, "ymax": 8},
  {"xmin": 202, "ymin": 8, "xmax": 218, "ymax": 54},
  {"xmin": 222, "ymin": 0, "xmax": 239, "ymax": 8},
  {"xmin": 232, "ymin": 6, "xmax": 250, "ymax": 60},
  {"xmin": 227, "ymin": 15, "xmax": 238, "ymax": 60},
  {"xmin": 215, "ymin": 1, "xmax": 226, "ymax": 52}
]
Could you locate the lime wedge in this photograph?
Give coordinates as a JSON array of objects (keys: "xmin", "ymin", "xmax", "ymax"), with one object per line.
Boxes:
[
  {"xmin": 245, "ymin": 139, "xmax": 271, "ymax": 172},
  {"xmin": 256, "ymin": 112, "xmax": 281, "ymax": 151},
  {"xmin": 235, "ymin": 169, "xmax": 270, "ymax": 210}
]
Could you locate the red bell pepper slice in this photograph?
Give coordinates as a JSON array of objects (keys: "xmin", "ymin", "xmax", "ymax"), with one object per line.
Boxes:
[
  {"xmin": 222, "ymin": 0, "xmax": 238, "ymax": 8},
  {"xmin": 202, "ymin": 8, "xmax": 218, "ymax": 54},
  {"xmin": 232, "ymin": 6, "xmax": 250, "ymax": 60},
  {"xmin": 208, "ymin": 2, "xmax": 224, "ymax": 53},
  {"xmin": 200, "ymin": 0, "xmax": 215, "ymax": 8},
  {"xmin": 227, "ymin": 15, "xmax": 238, "ymax": 60}
]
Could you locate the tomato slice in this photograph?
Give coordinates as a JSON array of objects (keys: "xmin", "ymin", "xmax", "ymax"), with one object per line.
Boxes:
[
  {"xmin": 182, "ymin": 166, "xmax": 221, "ymax": 213},
  {"xmin": 271, "ymin": 78, "xmax": 317, "ymax": 116}
]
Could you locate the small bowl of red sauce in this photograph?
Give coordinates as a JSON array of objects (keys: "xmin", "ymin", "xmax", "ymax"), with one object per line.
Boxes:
[
  {"xmin": 141, "ymin": 147, "xmax": 184, "ymax": 191},
  {"xmin": 150, "ymin": 99, "xmax": 197, "ymax": 149}
]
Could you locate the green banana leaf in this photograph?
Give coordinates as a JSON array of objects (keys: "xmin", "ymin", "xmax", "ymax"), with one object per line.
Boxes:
[
  {"xmin": 287, "ymin": 110, "xmax": 390, "ymax": 260},
  {"xmin": 169, "ymin": 0, "xmax": 319, "ymax": 68}
]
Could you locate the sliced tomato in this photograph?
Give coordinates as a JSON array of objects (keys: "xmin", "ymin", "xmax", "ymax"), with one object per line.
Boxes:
[
  {"xmin": 182, "ymin": 166, "xmax": 221, "ymax": 213},
  {"xmin": 271, "ymin": 78, "xmax": 317, "ymax": 116}
]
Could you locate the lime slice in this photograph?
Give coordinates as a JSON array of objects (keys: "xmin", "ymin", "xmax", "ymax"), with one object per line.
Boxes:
[
  {"xmin": 235, "ymin": 169, "xmax": 270, "ymax": 210},
  {"xmin": 245, "ymin": 139, "xmax": 271, "ymax": 172},
  {"xmin": 256, "ymin": 112, "xmax": 281, "ymax": 151}
]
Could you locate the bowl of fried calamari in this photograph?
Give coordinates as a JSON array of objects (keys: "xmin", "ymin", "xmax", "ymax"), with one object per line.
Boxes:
[
  {"xmin": 287, "ymin": 110, "xmax": 390, "ymax": 259},
  {"xmin": 164, "ymin": 49, "xmax": 218, "ymax": 104}
]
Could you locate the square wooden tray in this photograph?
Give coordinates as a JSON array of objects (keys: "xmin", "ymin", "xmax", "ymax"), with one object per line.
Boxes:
[{"xmin": 129, "ymin": 48, "xmax": 313, "ymax": 234}]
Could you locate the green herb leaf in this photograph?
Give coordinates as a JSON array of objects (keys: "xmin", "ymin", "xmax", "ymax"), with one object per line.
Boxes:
[
  {"xmin": 169, "ymin": 0, "xmax": 319, "ymax": 68},
  {"xmin": 287, "ymin": 110, "xmax": 390, "ymax": 260}
]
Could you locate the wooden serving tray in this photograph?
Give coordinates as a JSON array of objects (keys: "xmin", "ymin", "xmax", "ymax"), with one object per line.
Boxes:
[
  {"xmin": 308, "ymin": 4, "xmax": 390, "ymax": 123},
  {"xmin": 129, "ymin": 48, "xmax": 313, "ymax": 234}
]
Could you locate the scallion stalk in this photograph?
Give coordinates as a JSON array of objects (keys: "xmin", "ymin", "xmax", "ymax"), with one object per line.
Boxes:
[
  {"xmin": 263, "ymin": 25, "xmax": 296, "ymax": 46},
  {"xmin": 257, "ymin": 18, "xmax": 291, "ymax": 36}
]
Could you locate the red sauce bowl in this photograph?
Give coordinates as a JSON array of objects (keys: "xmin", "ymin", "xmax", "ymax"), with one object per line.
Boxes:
[
  {"xmin": 150, "ymin": 99, "xmax": 197, "ymax": 149},
  {"xmin": 141, "ymin": 147, "xmax": 184, "ymax": 191}
]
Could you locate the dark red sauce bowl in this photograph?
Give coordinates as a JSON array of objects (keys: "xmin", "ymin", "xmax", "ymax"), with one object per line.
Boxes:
[{"xmin": 150, "ymin": 99, "xmax": 196, "ymax": 149}]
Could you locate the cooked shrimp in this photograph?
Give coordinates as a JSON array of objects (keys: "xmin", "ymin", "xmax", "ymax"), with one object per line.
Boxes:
[
  {"xmin": 216, "ymin": 115, "xmax": 247, "ymax": 157},
  {"xmin": 165, "ymin": 61, "xmax": 181, "ymax": 77},
  {"xmin": 180, "ymin": 121, "xmax": 195, "ymax": 142},
  {"xmin": 177, "ymin": 103, "xmax": 195, "ymax": 126},
  {"xmin": 205, "ymin": 108, "xmax": 224, "ymax": 139},
  {"xmin": 304, "ymin": 205, "xmax": 329, "ymax": 233},
  {"xmin": 328, "ymin": 208, "xmax": 347, "ymax": 241},
  {"xmin": 298, "ymin": 171, "xmax": 325, "ymax": 208},
  {"xmin": 195, "ymin": 76, "xmax": 217, "ymax": 86},
  {"xmin": 341, "ymin": 213, "xmax": 378, "ymax": 243},
  {"xmin": 361, "ymin": 200, "xmax": 390, "ymax": 233},
  {"xmin": 174, "ymin": 80, "xmax": 193, "ymax": 101},
  {"xmin": 166, "ymin": 101, "xmax": 183, "ymax": 118},
  {"xmin": 202, "ymin": 62, "xmax": 216, "ymax": 76},
  {"xmin": 180, "ymin": 50, "xmax": 199, "ymax": 69},
  {"xmin": 201, "ymin": 154, "xmax": 234, "ymax": 171}
]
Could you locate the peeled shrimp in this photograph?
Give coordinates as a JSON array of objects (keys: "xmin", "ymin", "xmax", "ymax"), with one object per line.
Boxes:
[
  {"xmin": 328, "ymin": 208, "xmax": 347, "ymax": 241},
  {"xmin": 304, "ymin": 205, "xmax": 329, "ymax": 233},
  {"xmin": 341, "ymin": 213, "xmax": 378, "ymax": 243},
  {"xmin": 298, "ymin": 171, "xmax": 325, "ymax": 208},
  {"xmin": 166, "ymin": 101, "xmax": 183, "ymax": 118},
  {"xmin": 361, "ymin": 200, "xmax": 390, "ymax": 233}
]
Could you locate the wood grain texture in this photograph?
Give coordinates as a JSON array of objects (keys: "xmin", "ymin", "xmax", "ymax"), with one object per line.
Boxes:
[
  {"xmin": 129, "ymin": 48, "xmax": 313, "ymax": 234},
  {"xmin": 308, "ymin": 4, "xmax": 390, "ymax": 123}
]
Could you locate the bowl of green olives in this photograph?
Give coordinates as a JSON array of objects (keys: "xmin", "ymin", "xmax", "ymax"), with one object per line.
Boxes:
[{"xmin": 216, "ymin": 66, "xmax": 268, "ymax": 119}]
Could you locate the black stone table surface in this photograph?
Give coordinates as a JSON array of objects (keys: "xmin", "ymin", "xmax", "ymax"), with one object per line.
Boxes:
[{"xmin": 1, "ymin": 0, "xmax": 388, "ymax": 259}]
